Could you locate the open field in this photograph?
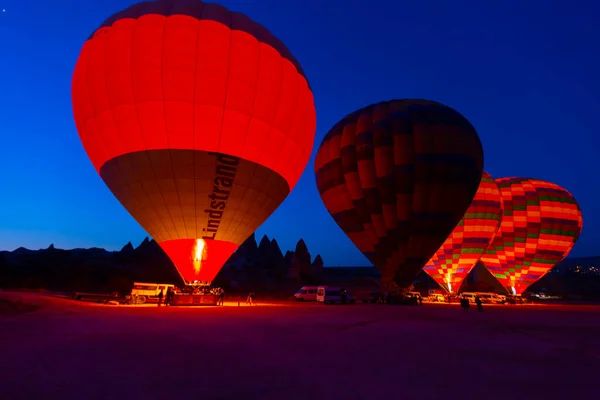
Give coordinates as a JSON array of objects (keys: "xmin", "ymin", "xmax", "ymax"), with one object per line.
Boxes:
[{"xmin": 1, "ymin": 291, "xmax": 600, "ymax": 400}]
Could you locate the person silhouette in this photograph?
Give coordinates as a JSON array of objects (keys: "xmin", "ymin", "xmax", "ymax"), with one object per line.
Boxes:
[
  {"xmin": 461, "ymin": 297, "xmax": 470, "ymax": 312},
  {"xmin": 157, "ymin": 289, "xmax": 164, "ymax": 307},
  {"xmin": 475, "ymin": 296, "xmax": 483, "ymax": 312}
]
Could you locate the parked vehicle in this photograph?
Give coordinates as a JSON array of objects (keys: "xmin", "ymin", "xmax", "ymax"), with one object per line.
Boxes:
[
  {"xmin": 294, "ymin": 286, "xmax": 319, "ymax": 301},
  {"xmin": 385, "ymin": 292, "xmax": 417, "ymax": 305},
  {"xmin": 362, "ymin": 292, "xmax": 384, "ymax": 304},
  {"xmin": 505, "ymin": 294, "xmax": 526, "ymax": 304},
  {"xmin": 474, "ymin": 292, "xmax": 505, "ymax": 304},
  {"xmin": 403, "ymin": 291, "xmax": 422, "ymax": 305},
  {"xmin": 460, "ymin": 292, "xmax": 478, "ymax": 304},
  {"xmin": 130, "ymin": 282, "xmax": 175, "ymax": 304},
  {"xmin": 429, "ymin": 293, "xmax": 446, "ymax": 302},
  {"xmin": 316, "ymin": 286, "xmax": 355, "ymax": 305}
]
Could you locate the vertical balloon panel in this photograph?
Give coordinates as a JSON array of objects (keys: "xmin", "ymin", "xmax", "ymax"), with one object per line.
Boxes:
[{"xmin": 314, "ymin": 123, "xmax": 381, "ymax": 266}]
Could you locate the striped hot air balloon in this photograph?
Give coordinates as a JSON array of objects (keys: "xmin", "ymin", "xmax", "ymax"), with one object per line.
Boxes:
[
  {"xmin": 314, "ymin": 99, "xmax": 484, "ymax": 289},
  {"xmin": 423, "ymin": 171, "xmax": 503, "ymax": 293},
  {"xmin": 71, "ymin": 0, "xmax": 316, "ymax": 284},
  {"xmin": 480, "ymin": 178, "xmax": 583, "ymax": 295}
]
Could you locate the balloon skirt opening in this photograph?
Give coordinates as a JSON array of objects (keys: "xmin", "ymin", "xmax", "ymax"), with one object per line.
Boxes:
[{"xmin": 159, "ymin": 239, "xmax": 238, "ymax": 284}]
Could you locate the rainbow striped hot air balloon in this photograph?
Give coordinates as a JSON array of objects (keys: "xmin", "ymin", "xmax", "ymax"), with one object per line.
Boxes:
[
  {"xmin": 480, "ymin": 177, "xmax": 583, "ymax": 295},
  {"xmin": 314, "ymin": 99, "xmax": 484, "ymax": 289},
  {"xmin": 423, "ymin": 171, "xmax": 503, "ymax": 293}
]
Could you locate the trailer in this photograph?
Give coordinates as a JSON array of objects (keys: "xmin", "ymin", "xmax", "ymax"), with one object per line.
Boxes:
[
  {"xmin": 130, "ymin": 282, "xmax": 175, "ymax": 304},
  {"xmin": 69, "ymin": 292, "xmax": 124, "ymax": 303},
  {"xmin": 171, "ymin": 293, "xmax": 218, "ymax": 306}
]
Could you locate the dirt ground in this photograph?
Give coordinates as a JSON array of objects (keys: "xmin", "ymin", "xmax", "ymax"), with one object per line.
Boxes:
[{"xmin": 1, "ymin": 291, "xmax": 599, "ymax": 400}]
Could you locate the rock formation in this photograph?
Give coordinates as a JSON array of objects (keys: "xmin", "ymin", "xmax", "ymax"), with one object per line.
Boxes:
[
  {"xmin": 2, "ymin": 236, "xmax": 585, "ymax": 297},
  {"xmin": 0, "ymin": 234, "xmax": 331, "ymax": 294}
]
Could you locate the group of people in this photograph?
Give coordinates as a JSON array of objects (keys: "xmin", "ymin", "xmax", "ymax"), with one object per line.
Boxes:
[
  {"xmin": 154, "ymin": 286, "xmax": 226, "ymax": 306},
  {"xmin": 186, "ymin": 286, "xmax": 221, "ymax": 296},
  {"xmin": 157, "ymin": 287, "xmax": 176, "ymax": 306},
  {"xmin": 215, "ymin": 287, "xmax": 225, "ymax": 306},
  {"xmin": 460, "ymin": 295, "xmax": 484, "ymax": 312},
  {"xmin": 193, "ymin": 281, "xmax": 212, "ymax": 286}
]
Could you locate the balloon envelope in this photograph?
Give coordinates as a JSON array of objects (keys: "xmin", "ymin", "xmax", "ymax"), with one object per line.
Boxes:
[
  {"xmin": 72, "ymin": 0, "xmax": 316, "ymax": 283},
  {"xmin": 423, "ymin": 171, "xmax": 503, "ymax": 293},
  {"xmin": 480, "ymin": 178, "xmax": 583, "ymax": 294},
  {"xmin": 314, "ymin": 99, "xmax": 484, "ymax": 288}
]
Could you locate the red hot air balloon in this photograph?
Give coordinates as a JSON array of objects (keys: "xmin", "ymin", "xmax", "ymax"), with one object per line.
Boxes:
[
  {"xmin": 422, "ymin": 171, "xmax": 503, "ymax": 293},
  {"xmin": 480, "ymin": 178, "xmax": 583, "ymax": 295},
  {"xmin": 314, "ymin": 100, "xmax": 484, "ymax": 289},
  {"xmin": 71, "ymin": 0, "xmax": 316, "ymax": 284}
]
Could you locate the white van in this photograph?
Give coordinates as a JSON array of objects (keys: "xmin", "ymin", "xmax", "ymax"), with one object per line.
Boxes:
[
  {"xmin": 316, "ymin": 286, "xmax": 355, "ymax": 305},
  {"xmin": 475, "ymin": 292, "xmax": 505, "ymax": 304},
  {"xmin": 294, "ymin": 286, "xmax": 319, "ymax": 301},
  {"xmin": 461, "ymin": 292, "xmax": 477, "ymax": 304},
  {"xmin": 429, "ymin": 293, "xmax": 446, "ymax": 302},
  {"xmin": 130, "ymin": 282, "xmax": 175, "ymax": 304}
]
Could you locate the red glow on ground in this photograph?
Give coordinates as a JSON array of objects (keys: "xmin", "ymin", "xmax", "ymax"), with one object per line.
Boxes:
[
  {"xmin": 3, "ymin": 291, "xmax": 600, "ymax": 400},
  {"xmin": 159, "ymin": 238, "xmax": 238, "ymax": 283}
]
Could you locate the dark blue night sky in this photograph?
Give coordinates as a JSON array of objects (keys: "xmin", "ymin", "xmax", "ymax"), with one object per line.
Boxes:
[{"xmin": 0, "ymin": 0, "xmax": 598, "ymax": 265}]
